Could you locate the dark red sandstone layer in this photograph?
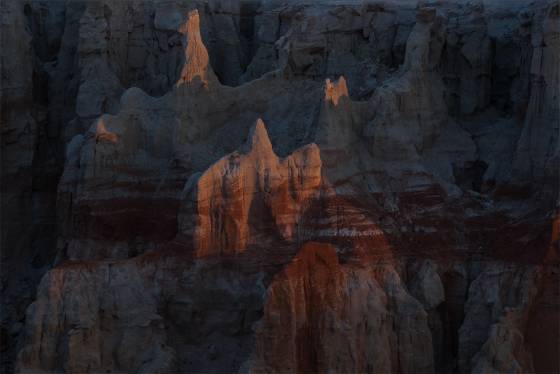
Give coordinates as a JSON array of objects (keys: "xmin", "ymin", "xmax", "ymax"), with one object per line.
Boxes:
[{"xmin": 1, "ymin": 0, "xmax": 558, "ymax": 373}]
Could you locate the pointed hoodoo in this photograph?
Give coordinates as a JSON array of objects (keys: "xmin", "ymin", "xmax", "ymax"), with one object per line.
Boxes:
[
  {"xmin": 94, "ymin": 116, "xmax": 118, "ymax": 143},
  {"xmin": 187, "ymin": 117, "xmax": 322, "ymax": 257},
  {"xmin": 176, "ymin": 10, "xmax": 217, "ymax": 87},
  {"xmin": 402, "ymin": 6, "xmax": 442, "ymax": 72},
  {"xmin": 243, "ymin": 118, "xmax": 275, "ymax": 156},
  {"xmin": 324, "ymin": 76, "xmax": 349, "ymax": 106}
]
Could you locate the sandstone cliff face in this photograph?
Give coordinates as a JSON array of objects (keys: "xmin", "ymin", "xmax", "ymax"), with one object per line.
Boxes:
[
  {"xmin": 2, "ymin": 0, "xmax": 558, "ymax": 373},
  {"xmin": 251, "ymin": 242, "xmax": 433, "ymax": 374},
  {"xmin": 182, "ymin": 119, "xmax": 322, "ymax": 256}
]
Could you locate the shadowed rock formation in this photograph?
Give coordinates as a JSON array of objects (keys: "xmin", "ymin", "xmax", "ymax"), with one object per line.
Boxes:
[{"xmin": 1, "ymin": 0, "xmax": 558, "ymax": 373}]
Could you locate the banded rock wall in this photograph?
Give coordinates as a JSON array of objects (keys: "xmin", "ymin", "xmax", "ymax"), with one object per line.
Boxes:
[{"xmin": 1, "ymin": 1, "xmax": 558, "ymax": 373}]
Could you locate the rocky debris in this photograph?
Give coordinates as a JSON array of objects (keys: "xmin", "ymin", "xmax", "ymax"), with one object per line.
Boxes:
[{"xmin": 2, "ymin": 0, "xmax": 559, "ymax": 373}]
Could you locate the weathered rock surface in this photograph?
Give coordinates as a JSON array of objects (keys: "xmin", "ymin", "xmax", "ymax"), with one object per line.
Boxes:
[
  {"xmin": 250, "ymin": 242, "xmax": 433, "ymax": 374},
  {"xmin": 182, "ymin": 119, "xmax": 322, "ymax": 256},
  {"xmin": 2, "ymin": 0, "xmax": 558, "ymax": 373}
]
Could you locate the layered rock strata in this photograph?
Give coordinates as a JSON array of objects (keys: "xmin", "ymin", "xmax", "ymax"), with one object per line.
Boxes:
[{"xmin": 1, "ymin": 0, "xmax": 558, "ymax": 373}]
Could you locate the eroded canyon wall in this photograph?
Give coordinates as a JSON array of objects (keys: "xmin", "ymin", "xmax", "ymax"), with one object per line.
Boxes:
[{"xmin": 1, "ymin": 0, "xmax": 558, "ymax": 373}]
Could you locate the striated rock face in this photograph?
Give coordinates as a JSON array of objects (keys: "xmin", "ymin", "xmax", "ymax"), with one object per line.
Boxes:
[
  {"xmin": 16, "ymin": 260, "xmax": 177, "ymax": 374},
  {"xmin": 183, "ymin": 119, "xmax": 322, "ymax": 256},
  {"xmin": 2, "ymin": 0, "xmax": 558, "ymax": 373},
  {"xmin": 251, "ymin": 242, "xmax": 433, "ymax": 374},
  {"xmin": 458, "ymin": 265, "xmax": 541, "ymax": 373},
  {"xmin": 512, "ymin": 3, "xmax": 560, "ymax": 193},
  {"xmin": 177, "ymin": 9, "xmax": 218, "ymax": 86}
]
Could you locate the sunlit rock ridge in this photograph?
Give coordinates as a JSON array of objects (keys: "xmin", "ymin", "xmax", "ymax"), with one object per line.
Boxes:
[{"xmin": 1, "ymin": 0, "xmax": 558, "ymax": 373}]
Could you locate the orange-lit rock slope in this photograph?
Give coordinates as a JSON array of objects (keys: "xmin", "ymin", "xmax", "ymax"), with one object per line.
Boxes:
[
  {"xmin": 2, "ymin": 1, "xmax": 558, "ymax": 373},
  {"xmin": 183, "ymin": 119, "xmax": 322, "ymax": 256}
]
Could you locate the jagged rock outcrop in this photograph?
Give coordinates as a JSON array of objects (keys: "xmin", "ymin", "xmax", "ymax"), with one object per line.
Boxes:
[
  {"xmin": 2, "ymin": 0, "xmax": 559, "ymax": 373},
  {"xmin": 177, "ymin": 9, "xmax": 219, "ymax": 86},
  {"xmin": 55, "ymin": 9, "xmax": 324, "ymax": 260},
  {"xmin": 181, "ymin": 119, "xmax": 321, "ymax": 256}
]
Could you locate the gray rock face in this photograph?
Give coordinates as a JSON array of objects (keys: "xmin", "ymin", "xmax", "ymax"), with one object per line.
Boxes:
[{"xmin": 1, "ymin": 0, "xmax": 558, "ymax": 373}]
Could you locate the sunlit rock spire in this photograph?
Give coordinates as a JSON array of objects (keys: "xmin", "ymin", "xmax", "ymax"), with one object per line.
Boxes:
[
  {"xmin": 176, "ymin": 10, "xmax": 217, "ymax": 87},
  {"xmin": 324, "ymin": 76, "xmax": 349, "ymax": 106}
]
